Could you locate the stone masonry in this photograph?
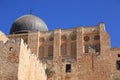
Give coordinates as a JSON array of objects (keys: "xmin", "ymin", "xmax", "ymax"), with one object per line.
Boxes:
[
  {"xmin": 0, "ymin": 32, "xmax": 46, "ymax": 80},
  {"xmin": 0, "ymin": 16, "xmax": 120, "ymax": 80},
  {"xmin": 7, "ymin": 22, "xmax": 120, "ymax": 80}
]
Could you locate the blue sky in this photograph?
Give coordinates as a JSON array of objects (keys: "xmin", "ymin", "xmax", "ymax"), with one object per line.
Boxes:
[{"xmin": 0, "ymin": 0, "xmax": 120, "ymax": 47}]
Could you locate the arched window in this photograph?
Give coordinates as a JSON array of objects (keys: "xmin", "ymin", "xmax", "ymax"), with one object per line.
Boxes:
[
  {"xmin": 95, "ymin": 44, "xmax": 100, "ymax": 52},
  {"xmin": 48, "ymin": 45, "xmax": 53, "ymax": 57},
  {"xmin": 84, "ymin": 44, "xmax": 100, "ymax": 53},
  {"xmin": 71, "ymin": 42, "xmax": 76, "ymax": 57},
  {"xmin": 61, "ymin": 35, "xmax": 67, "ymax": 41},
  {"xmin": 61, "ymin": 44, "xmax": 67, "ymax": 56},
  {"xmin": 84, "ymin": 45, "xmax": 88, "ymax": 53},
  {"xmin": 84, "ymin": 36, "xmax": 90, "ymax": 42},
  {"xmin": 39, "ymin": 46, "xmax": 44, "ymax": 57},
  {"xmin": 116, "ymin": 60, "xmax": 120, "ymax": 70}
]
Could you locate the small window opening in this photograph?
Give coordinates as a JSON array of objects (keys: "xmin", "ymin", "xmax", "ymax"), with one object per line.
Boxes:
[
  {"xmin": 118, "ymin": 54, "xmax": 120, "ymax": 57},
  {"xmin": 66, "ymin": 64, "xmax": 71, "ymax": 72},
  {"xmin": 95, "ymin": 44, "xmax": 100, "ymax": 52},
  {"xmin": 84, "ymin": 36, "xmax": 90, "ymax": 42},
  {"xmin": 10, "ymin": 47, "xmax": 13, "ymax": 51},
  {"xmin": 116, "ymin": 60, "xmax": 120, "ymax": 70}
]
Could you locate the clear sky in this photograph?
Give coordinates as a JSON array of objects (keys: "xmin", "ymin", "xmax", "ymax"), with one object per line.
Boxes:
[{"xmin": 0, "ymin": 0, "xmax": 120, "ymax": 47}]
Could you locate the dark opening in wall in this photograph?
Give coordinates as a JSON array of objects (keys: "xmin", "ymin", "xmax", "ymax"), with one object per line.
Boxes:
[
  {"xmin": 85, "ymin": 45, "xmax": 88, "ymax": 53},
  {"xmin": 95, "ymin": 44, "xmax": 100, "ymax": 53},
  {"xmin": 9, "ymin": 47, "xmax": 13, "ymax": 51},
  {"xmin": 118, "ymin": 54, "xmax": 120, "ymax": 57},
  {"xmin": 66, "ymin": 64, "xmax": 71, "ymax": 72},
  {"xmin": 116, "ymin": 60, "xmax": 120, "ymax": 70},
  {"xmin": 94, "ymin": 35, "xmax": 100, "ymax": 40},
  {"xmin": 84, "ymin": 36, "xmax": 90, "ymax": 42}
]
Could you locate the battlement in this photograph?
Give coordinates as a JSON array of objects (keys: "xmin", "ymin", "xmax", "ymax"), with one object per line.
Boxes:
[
  {"xmin": 0, "ymin": 35, "xmax": 47, "ymax": 80},
  {"xmin": 111, "ymin": 47, "xmax": 120, "ymax": 51},
  {"xmin": 83, "ymin": 26, "xmax": 100, "ymax": 33},
  {"xmin": 18, "ymin": 39, "xmax": 47, "ymax": 80}
]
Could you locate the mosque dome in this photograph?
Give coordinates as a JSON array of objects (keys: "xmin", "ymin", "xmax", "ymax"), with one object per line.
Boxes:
[{"xmin": 10, "ymin": 14, "xmax": 48, "ymax": 34}]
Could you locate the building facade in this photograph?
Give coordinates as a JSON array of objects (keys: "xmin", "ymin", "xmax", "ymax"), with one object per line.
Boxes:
[{"xmin": 0, "ymin": 14, "xmax": 120, "ymax": 80}]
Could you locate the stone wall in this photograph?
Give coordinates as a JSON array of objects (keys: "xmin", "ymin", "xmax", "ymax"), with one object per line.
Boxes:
[
  {"xmin": 0, "ymin": 31, "xmax": 47, "ymax": 80},
  {"xmin": 6, "ymin": 22, "xmax": 120, "ymax": 80},
  {"xmin": 0, "ymin": 39, "xmax": 20, "ymax": 80},
  {"xmin": 18, "ymin": 39, "xmax": 47, "ymax": 80},
  {"xmin": 110, "ymin": 48, "xmax": 120, "ymax": 80},
  {"xmin": 0, "ymin": 31, "xmax": 8, "ymax": 42}
]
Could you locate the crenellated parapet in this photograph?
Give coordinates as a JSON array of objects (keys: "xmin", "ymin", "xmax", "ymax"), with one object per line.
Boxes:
[
  {"xmin": 0, "ymin": 31, "xmax": 47, "ymax": 80},
  {"xmin": 18, "ymin": 39, "xmax": 47, "ymax": 80}
]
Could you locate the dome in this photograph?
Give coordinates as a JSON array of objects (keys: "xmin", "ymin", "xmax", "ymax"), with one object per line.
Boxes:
[{"xmin": 10, "ymin": 14, "xmax": 48, "ymax": 34}]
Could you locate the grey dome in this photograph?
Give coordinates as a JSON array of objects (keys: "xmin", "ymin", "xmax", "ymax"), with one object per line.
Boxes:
[{"xmin": 10, "ymin": 14, "xmax": 48, "ymax": 34}]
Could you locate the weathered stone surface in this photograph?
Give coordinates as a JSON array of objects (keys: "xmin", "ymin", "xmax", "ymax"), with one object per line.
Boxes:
[
  {"xmin": 0, "ymin": 22, "xmax": 120, "ymax": 80},
  {"xmin": 0, "ymin": 33, "xmax": 46, "ymax": 80},
  {"xmin": 18, "ymin": 39, "xmax": 46, "ymax": 80},
  {"xmin": 0, "ymin": 31, "xmax": 8, "ymax": 42},
  {"xmin": 0, "ymin": 39, "xmax": 20, "ymax": 80}
]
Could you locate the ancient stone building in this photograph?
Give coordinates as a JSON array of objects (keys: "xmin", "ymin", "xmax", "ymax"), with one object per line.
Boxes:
[{"xmin": 0, "ymin": 14, "xmax": 120, "ymax": 80}]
